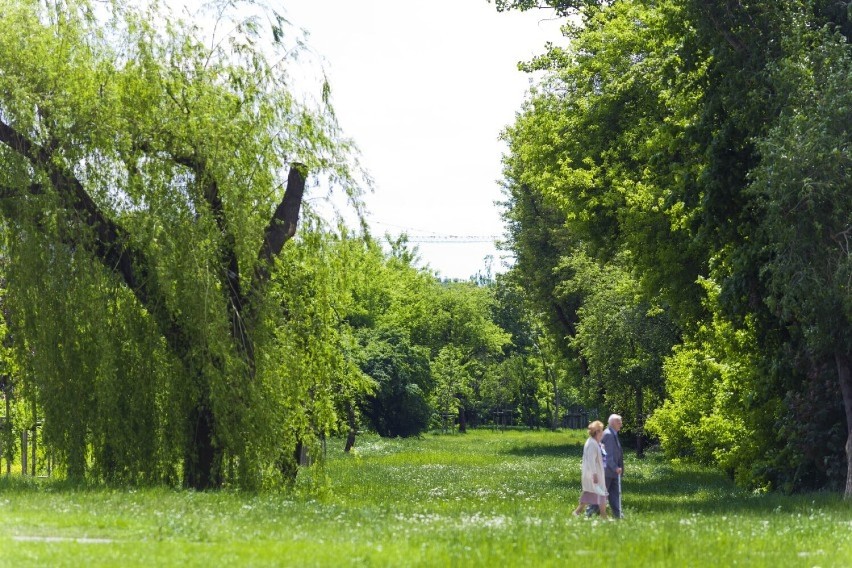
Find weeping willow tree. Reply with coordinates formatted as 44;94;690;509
0;0;365;488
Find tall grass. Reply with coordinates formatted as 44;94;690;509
1;429;850;566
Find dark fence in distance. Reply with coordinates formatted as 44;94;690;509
481;406;595;430
562;407;594;430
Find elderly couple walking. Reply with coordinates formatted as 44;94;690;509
572;414;624;520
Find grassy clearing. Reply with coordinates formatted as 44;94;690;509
1;429;850;566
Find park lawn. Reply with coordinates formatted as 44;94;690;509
1;429;850;567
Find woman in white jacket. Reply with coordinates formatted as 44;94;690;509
572;420;608;519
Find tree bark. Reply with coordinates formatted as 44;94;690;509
255;166;307;287
344;401;357;453
836;352;852;498
183;389;222;490
457;403;467;433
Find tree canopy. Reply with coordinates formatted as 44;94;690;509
497;0;852;495
0;0;363;488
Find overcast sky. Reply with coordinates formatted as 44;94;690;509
279;1;564;279
174;1;565;278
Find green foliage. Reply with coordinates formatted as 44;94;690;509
412;281;511;360
430;345;471;417
646;279;781;487
570;252;678;442
746;23;852;492
357;329;432;438
0;0;364;487
498;0;704;433
314;233;433;439
500;353;544;427
502;0;708;320
749;25;852;359
2;226;182;483
497;0;852;493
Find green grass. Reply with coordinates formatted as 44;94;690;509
1;429;850;566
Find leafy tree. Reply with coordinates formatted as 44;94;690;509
502;0;709;321
333;235;436;438
501;354;546;428
496;0;851;493
531;323;578;429
0;0;361;488
645;279;781;487
748;26;852;495
497;2;705;437
565;251;677;455
430;345;472;431
486;273;574;429
491;273;536;356
418;281;510;431
357;329;432;438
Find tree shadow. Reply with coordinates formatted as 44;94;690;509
615;460;847;515
501;442;584;459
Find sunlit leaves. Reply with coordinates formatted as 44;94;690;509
0;0;364;487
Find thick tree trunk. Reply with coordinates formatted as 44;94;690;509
836;352;852;498
184;394;222;490
458;404;467;434
344;401;357;453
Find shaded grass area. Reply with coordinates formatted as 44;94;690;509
1;429;850;566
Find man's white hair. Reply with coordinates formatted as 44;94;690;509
608;414;622;426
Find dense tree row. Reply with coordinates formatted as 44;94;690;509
495;0;851;495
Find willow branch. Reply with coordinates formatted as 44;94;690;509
0;119;194;364
252;164;306;290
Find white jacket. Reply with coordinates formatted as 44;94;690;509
581;436;607;495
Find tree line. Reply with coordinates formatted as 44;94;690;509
493;0;851;496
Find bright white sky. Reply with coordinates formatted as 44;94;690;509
171;0;565;279
280;1;565;279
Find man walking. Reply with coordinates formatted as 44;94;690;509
587;414;624;518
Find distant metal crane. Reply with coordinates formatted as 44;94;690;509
404;235;498;244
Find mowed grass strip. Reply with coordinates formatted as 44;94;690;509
1;429;850;566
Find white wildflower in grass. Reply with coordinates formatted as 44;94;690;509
458;512;509;529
